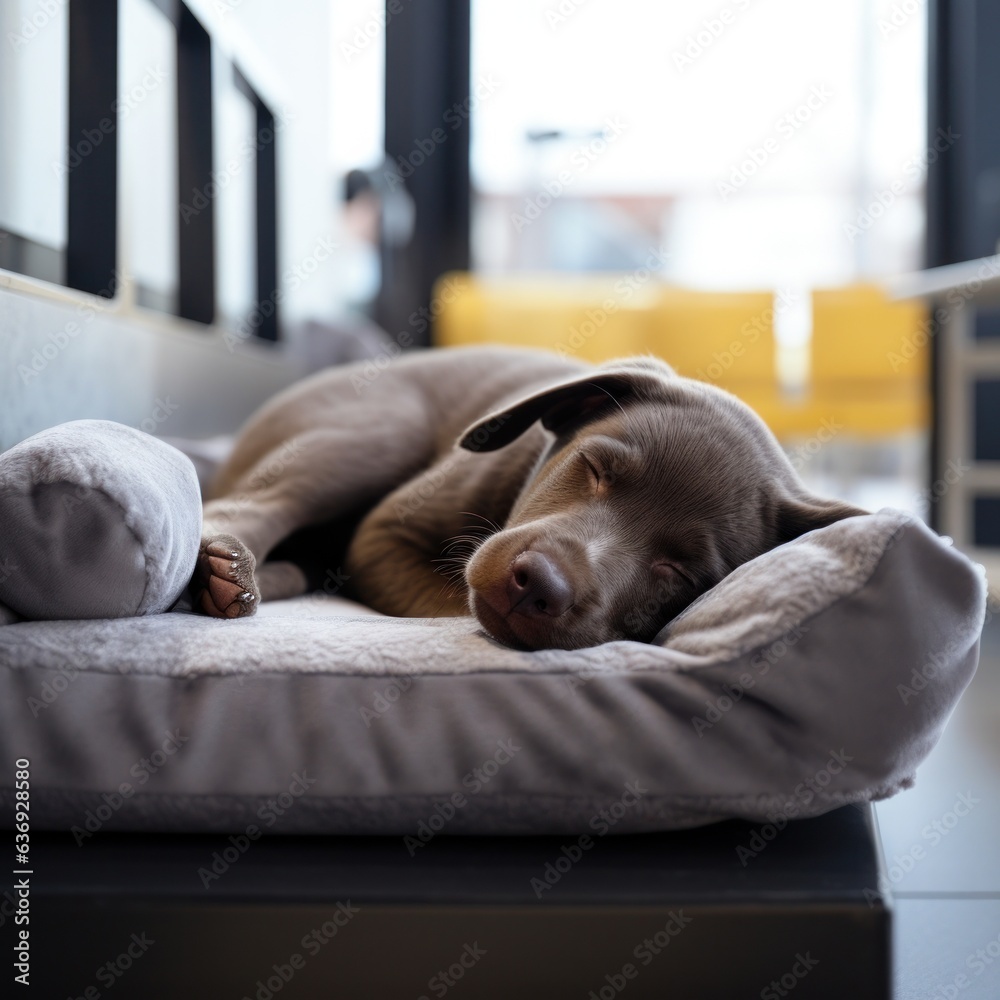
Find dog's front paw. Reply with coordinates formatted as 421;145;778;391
193;533;259;619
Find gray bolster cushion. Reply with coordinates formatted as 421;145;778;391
0;420;202;621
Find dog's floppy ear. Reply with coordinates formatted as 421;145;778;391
458;371;638;451
459;363;670;452
776;495;868;544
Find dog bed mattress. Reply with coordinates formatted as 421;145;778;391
0;509;984;835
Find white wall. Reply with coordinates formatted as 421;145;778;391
188;0;349;329
0;0;68;250
2;0;348;448
0;272;300;451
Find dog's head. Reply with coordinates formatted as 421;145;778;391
459;357;865;651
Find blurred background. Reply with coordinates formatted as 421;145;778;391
7;0;996;579
0;2;997;597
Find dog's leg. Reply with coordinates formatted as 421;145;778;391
192;531;260;619
195;482;309;618
346;462;482;618
195;423;434;618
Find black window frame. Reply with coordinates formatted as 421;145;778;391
0;0;280;343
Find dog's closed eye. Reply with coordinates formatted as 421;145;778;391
577;438;635;493
578;452;608;493
651;559;693;590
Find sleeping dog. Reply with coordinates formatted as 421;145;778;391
194;346;865;649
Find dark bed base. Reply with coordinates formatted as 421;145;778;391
4;806;890;999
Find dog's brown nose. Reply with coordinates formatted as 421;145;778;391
507;551;574;618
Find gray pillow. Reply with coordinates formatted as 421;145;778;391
0;509;985;836
0;420;202;621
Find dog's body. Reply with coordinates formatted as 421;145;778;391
195;346;864;649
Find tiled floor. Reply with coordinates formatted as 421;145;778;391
876;611;1000;998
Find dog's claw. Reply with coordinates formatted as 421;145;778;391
193;533;259;619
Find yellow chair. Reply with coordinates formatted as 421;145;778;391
434;272;656;362
804;285;929;438
643;288;782;429
434;274;794;434
431;273;929;441
644;288;776;382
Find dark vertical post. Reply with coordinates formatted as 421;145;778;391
925;0;951;531
66;0;118;297
925;0;951;271
926;0;1000;537
176;6;215;325
381;0;470;346
926;0;1000;266
255;101;279;341
234;64;280;342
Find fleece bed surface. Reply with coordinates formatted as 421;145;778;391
0;509;985;836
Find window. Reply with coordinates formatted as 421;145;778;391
0;0;69;284
471;0;926;289
0;0;280;341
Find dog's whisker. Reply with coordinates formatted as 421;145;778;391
445;524;487;541
459;511;502;534
439;546;476;561
431;557;468;582
456;524;494;538
427;581;464;617
431;553;473;579
440;533;489;554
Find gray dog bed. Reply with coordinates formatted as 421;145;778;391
0;421;987;836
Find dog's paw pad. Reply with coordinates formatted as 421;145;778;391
193;533;259;619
